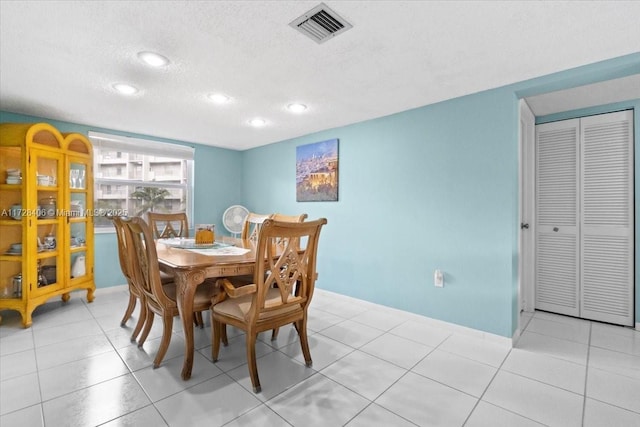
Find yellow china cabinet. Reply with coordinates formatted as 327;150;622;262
0;123;95;327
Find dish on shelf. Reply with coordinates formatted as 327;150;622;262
5;177;21;184
4;247;45;255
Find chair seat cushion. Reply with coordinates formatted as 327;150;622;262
162;281;219;309
213;288;302;322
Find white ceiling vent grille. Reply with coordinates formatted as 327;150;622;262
290;3;353;44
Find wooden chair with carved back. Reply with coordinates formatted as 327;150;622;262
146;211;206;327
110;216;147;342
121;216;220;368
211;218;327;393
147;212;189;239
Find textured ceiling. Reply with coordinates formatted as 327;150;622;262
1;1;639;150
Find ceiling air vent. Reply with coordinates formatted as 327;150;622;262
290;3;353;44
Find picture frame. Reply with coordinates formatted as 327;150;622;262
296;138;339;202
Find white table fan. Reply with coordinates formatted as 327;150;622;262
222;205;249;237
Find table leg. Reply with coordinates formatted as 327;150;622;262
174;269;205;380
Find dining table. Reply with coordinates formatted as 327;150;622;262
155;236;258;380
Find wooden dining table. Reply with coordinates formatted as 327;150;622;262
155;236;258;380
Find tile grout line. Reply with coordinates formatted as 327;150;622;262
460;345;513;427
581;321;593;427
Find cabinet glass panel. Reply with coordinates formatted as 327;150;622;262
70;163;87;190
70;193;87;218
0;261;22;299
38;258;58;289
70;251;87;280
37;156;58;189
70;222;87;250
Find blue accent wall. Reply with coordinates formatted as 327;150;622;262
0;111;243;288
2;52;639;336
243;88;519;337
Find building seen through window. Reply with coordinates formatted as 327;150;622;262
89;132;194;231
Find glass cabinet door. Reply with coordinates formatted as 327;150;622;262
68;159;91;283
0;144;24;300
31;149;64;296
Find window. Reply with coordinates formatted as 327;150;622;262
89;131;195;232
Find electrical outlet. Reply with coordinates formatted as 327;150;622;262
434;269;444;287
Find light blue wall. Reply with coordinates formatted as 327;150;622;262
0;111;243;288
241;53;640;337
243;89;519;338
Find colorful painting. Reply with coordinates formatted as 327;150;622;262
296;139;339;202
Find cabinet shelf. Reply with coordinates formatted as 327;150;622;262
0;122;95;327
37;250;58;259
0;184;22;191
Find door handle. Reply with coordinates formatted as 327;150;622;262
520;223;529;230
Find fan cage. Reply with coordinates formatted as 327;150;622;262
223;205;249;235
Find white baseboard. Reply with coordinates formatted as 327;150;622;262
315;288;513;347
636;322;640;331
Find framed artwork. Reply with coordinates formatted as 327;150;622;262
296;138;339;202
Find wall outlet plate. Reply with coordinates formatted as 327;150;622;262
434;269;444;287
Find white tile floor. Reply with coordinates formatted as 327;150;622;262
1;286;639;427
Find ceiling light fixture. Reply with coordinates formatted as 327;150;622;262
249;118;267;127
137;51;170;67
287;103;308;113
112;83;139;95
208;93;231;104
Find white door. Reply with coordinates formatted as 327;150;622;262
519;100;535;314
535;119;580;317
580;111;634;326
535;111;634;326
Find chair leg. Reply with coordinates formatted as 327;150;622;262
270;327;279;341
130;297;147;342
120;293;136;326
137;308;154;348
153;314;174;368
211;317;221;362
246;332;261;393
195;311;204;328
222;324;228;346
297;318;312;367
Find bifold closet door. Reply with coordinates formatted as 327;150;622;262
535;119;580;317
535;111;634;326
580;111;634;326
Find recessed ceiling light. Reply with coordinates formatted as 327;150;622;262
137;51;170;67
208;93;231;104
249;118;267;127
112;83;139;95
287;103;307;113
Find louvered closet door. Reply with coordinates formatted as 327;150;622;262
580;111;634;326
535;119;580;317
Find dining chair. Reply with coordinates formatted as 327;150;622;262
110;216;147;342
211;217;327;393
271;213;308;223
265;213;307;340
147;212;189;239
240;212;272;241
120;216;220;368
147;211;205;327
